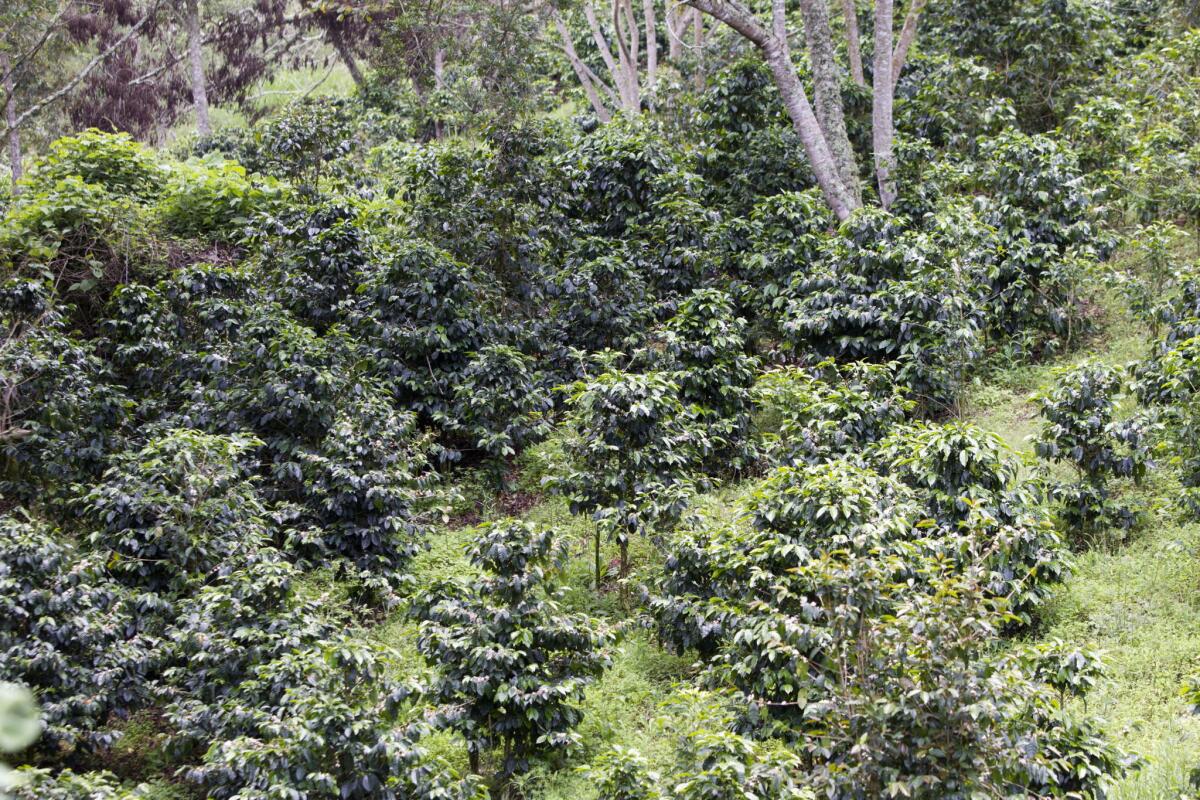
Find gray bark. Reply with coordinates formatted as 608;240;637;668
666;0;683;61
686;0;858;219
1;53;20;190
185;0;211;136
327;24;364;87
872;0;897;208
643;0;658;91
840;0;864;86
891;0;926;87
797;0;860;204
554;13;614;122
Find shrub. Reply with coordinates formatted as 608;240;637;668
260;201;373;331
24;130;163;200
82;429;267;592
568;120;679;236
550;242;655;355
443;343;553;462
411;521;614;784
0;176;151;300
156;156;283;241
657;288;758;473
560;368;709;584
0;518;161;755
174;637;484;800
780;208;984;408
584;746;662;800
354;239;502;438
752;361;913;466
975;129;1102;354
1034;362;1154;540
1;318;133;507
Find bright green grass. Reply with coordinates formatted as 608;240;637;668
1039;516;1200;798
968;276;1200;798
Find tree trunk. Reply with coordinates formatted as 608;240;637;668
872;0;897;208
612;0;640;112
433;47;446;139
840;0;865;86
643;0;658;93
594;529;602;590
1;53;20;191
619;538;629;578
692;10;704;90
687;0;858;219
554;13;614;122
184;0;211;137
797;0;860;204
327;24;364;87
667;0;683;61
891;0;927;87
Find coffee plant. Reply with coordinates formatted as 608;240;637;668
1034;362;1155;540
411;521;614;786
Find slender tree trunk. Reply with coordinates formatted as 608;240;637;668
613;0;640;111
797;0;860;204
554;13;613;122
840;0;865;86
891;0;926;87
594;529;602;589
619;537;629;577
687;0;858;219
184;0;211;136
692;10;704;90
643;0;658;93
433;47;446;139
872;0;897;208
327;24;364;87
1;53;20;191
667;0;683;60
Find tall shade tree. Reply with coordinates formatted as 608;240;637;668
684;0;928;218
0;0;165;188
552;0;706;122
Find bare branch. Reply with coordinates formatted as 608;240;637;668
891;0;926;87
1;0;166;139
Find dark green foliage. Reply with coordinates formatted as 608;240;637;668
780;208;983;407
260;201;372;330
567;120;680;236
444;344;553;461
0;518;159;755
974;130;1102;354
692;58;814;213
657;288;758;473
411;521;613;783
82;429;266;592
550;242;655;355
175;638;484;800
752;361;914;466
560;368;709;582
353;239;501;438
1;315;132;506
874;421;1067;624
1035;362;1154;539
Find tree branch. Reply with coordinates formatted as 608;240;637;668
891;0;926;87
1;0;165;138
